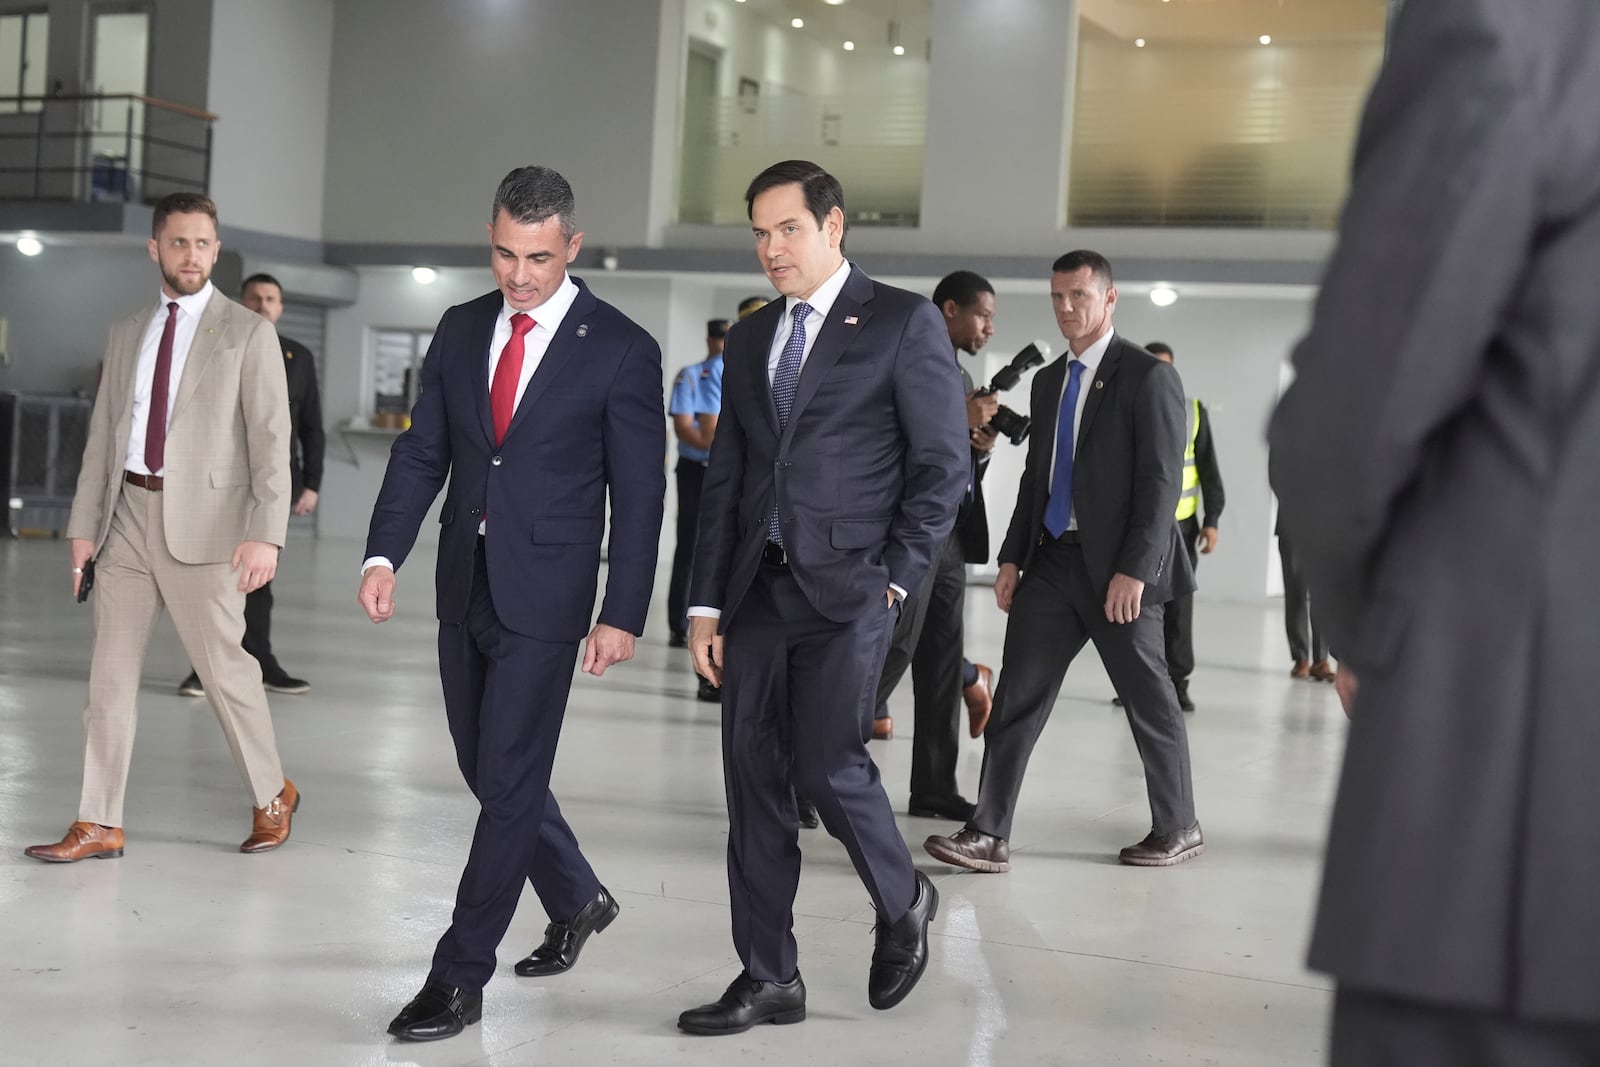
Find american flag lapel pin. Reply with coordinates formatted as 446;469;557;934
844;316;859;325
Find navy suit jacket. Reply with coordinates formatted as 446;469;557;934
998;334;1194;604
365;281;666;643
690;264;969;626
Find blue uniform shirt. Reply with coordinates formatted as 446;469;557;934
669;354;723;462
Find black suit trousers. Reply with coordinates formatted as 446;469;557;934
722;562;915;982
667;460;706;637
429;543;601;991
1331;987;1600;1066
1277;531;1328;663
874;530;966;798
1163;516;1202;684
974;538;1197;839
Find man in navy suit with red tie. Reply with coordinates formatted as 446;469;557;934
678;160;969;1034
358;166;665;1042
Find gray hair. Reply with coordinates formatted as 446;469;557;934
491;166;577;241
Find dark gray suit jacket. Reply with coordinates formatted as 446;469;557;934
999;334;1193;604
691;264;969;626
1269;0;1600;1025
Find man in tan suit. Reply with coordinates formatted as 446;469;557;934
25;192;300;862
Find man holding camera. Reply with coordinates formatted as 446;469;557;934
925;250;1201;873
869;270;999;822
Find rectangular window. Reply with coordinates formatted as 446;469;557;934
370;328;432;427
0;10;49;115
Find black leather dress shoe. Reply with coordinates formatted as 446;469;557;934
869;870;938;1010
678;970;807;1035
514;887;619;976
387;980;482;1042
697;678;721;703
907;793;975;822
1118;822;1205;867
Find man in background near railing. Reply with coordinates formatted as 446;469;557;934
26;192;299;864
177;272;323;698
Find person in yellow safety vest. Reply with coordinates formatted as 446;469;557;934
1114;341;1224;712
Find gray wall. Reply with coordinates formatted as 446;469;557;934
205;0;333;239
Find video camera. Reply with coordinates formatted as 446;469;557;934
973;341;1052;445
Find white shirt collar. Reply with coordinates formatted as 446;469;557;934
498;273;580;334
1070;323;1116;372
156;280;215;320
783;258;852;323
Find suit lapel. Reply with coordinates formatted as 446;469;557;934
170;294;227;426
781;265;874;448
1076;335;1124;441
1032;357;1066;497
501;282;599;444
740;300;783;437
468;299;498;446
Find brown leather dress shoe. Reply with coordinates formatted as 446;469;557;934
963;664;994;738
240;779;299;853
1290;660;1312;679
872;716;894;741
923;826;1010;873
1308;660;1336;683
1118;822;1205;867
25;822;125;863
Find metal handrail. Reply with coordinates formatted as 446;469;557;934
0;93;216;202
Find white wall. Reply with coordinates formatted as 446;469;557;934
0;245;157;394
205;0;334;240
320;0;670;247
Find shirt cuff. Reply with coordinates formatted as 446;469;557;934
889;583;907;601
686;606;721;619
361;556;394;574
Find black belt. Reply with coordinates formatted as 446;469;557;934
1040;528;1081;545
762;541;789;567
125;471;164;491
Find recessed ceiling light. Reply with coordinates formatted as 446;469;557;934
1150;286;1179;307
843;40;855;51
822;0;846;5
892;44;905;55
1135;38;1146;47
1259;34;1272;45
411;266;438;285
791;17;804;28
16;235;43;257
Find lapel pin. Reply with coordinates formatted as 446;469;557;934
576;324;589;337
843;316;859;325
1094;380;1104;389
284;350;294;359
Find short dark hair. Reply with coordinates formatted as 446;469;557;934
737;295;769;320
492;166;577;241
1145;341;1174;360
932;270;994;311
745;159;847;251
1051;249;1115;288
241;273;283;298
707;318;729;339
152;192;217;237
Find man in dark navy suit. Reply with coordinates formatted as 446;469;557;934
677;160;969;1035
358;166;665;1042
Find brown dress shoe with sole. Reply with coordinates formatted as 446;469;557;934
872;716;894;741
1308;660;1336;683
25;822;125;863
923;826;1010;873
1290;660;1312;679
240;779;299;853
1118;823;1205;867
963;664;994;738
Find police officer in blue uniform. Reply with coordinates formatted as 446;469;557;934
666;319;728;659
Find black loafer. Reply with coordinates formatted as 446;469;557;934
868;870;938;1010
387;980;482;1042
907;793;975;822
514;887;619;976
678;970;807;1035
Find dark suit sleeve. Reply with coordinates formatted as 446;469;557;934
363;315;454;569
1267;0;1538;663
295;345;325;493
997;369;1050;568
1194;402;1223;528
689;350;749;612
596;331;668;636
885;301;970;594
1117;360;1185;584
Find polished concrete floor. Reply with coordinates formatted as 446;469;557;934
0;533;1347;1066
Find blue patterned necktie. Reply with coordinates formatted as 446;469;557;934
768;301;813;546
1043;358;1088;538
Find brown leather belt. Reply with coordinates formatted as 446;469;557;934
124;471;164;491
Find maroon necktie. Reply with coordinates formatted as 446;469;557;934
144;301;179;474
490;312;535;445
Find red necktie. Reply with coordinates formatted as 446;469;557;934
144;301;179;474
490;312;535;445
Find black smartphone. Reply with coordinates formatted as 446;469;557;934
76;558;96;603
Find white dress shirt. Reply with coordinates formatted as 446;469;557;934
361;275;581;574
1048;325;1115;532
125;282;216;476
689;260;904;619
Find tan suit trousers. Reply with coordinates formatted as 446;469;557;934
80;482;285;825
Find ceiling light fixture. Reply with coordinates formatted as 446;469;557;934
15;235;43;257
791;17;804;28
411;266;438;285
1150;286;1179;307
1259;34;1272;45
1135;38;1146;47
843;40;855;51
893;44;905;55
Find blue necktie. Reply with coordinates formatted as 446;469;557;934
768;301;812;546
1043;359;1087;538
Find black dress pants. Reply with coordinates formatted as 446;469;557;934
667;459;707;638
1162;515;1202;685
1331;987;1600;1066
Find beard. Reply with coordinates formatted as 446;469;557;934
161;263;210;296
